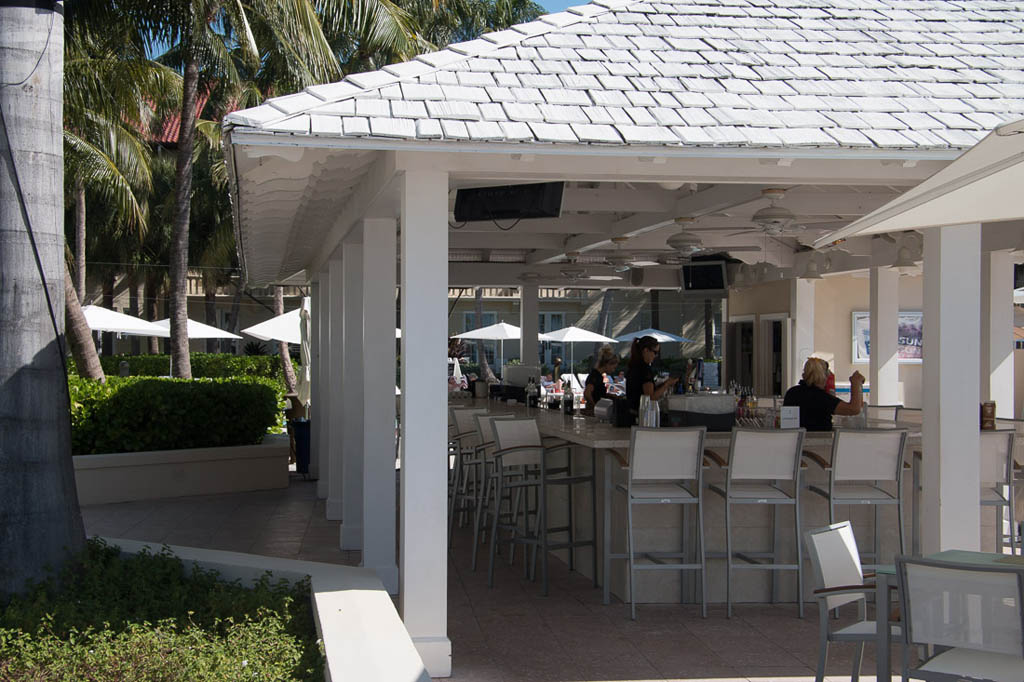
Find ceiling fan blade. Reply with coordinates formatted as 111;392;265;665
699;245;761;252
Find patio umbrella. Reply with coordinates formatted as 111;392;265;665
154;318;242;339
242;308;302;344
296;298;312;408
81;305;167;336
614;328;694;343
543;326;616;374
454;322;524;371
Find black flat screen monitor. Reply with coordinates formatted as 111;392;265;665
454;182;564;222
680;261;727;295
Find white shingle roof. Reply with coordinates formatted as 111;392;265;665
225;0;1024;150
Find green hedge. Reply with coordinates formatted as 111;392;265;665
94;353;295;381
69;376;286;455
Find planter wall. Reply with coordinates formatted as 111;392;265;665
74;435;289;505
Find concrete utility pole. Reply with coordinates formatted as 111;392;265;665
0;1;86;598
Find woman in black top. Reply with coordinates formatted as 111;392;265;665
584;345;618;413
625;335;678;414
783;357;864;431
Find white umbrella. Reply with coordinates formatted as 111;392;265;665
454;322;552;370
543;326;617;373
81;305;167;336
242;308;302;344
154;318;242;339
296;298;312;408
615;328;695;343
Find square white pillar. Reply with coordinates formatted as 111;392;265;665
400;169;451;677
519;284;539;367
326;256;345;519
317;266;334;500
869;267;900;405
790;279;815;386
341;238;364;550
309;279;321;481
361;217;398;593
922;223;981;553
981;250;1015;418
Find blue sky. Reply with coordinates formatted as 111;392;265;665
540;0;577;13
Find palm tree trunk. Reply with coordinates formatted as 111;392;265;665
65;269;104;381
128;272;140;355
222;280;242;353
101;273;114;355
168;57;199;378
0;2;86;598
475;288;496;382
592;289;613;361
704;298;714;359
145;273;160;354
74;179;86;301
203;283;217;353
275;286;297;393
649;289;660;330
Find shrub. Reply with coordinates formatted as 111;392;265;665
69;375;285;455
0;539;323;681
94;353;295;381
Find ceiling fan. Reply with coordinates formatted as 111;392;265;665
663;219;763;261
601;237;661;272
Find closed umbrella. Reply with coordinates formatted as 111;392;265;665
543;326;617;375
614;328;694;343
81;305;167;336
296;298;312;408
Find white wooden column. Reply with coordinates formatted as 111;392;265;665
362;217;398;592
309;279;321;481
790;279;815;386
981;250;1015;418
400;169;451;677
869;267;900;405
340;236;364;549
326;256;345;518
520;284;539;367
317;265;334;500
922;223;981;553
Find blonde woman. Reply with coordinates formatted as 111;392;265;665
583;345;618;413
782;357;864;431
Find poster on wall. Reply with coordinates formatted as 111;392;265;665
852;311;923;364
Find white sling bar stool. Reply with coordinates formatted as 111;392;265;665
806;428;908;571
709;427;806;619
447;407;488;543
619;426;708;620
981;429;1017;554
469;412;516;571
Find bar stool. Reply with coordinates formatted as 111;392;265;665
447;407;488;543
805;428;908;570
469;412;516;570
619;426;708;620
981;429;1017;554
490;418;596;595
709;427;806;618
864;404;902;422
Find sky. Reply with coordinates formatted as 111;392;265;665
540;0;577;13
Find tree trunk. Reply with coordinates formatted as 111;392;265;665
74;179;86;302
0;2;86;599
275;286;297;393
128;274;140;355
65;269;104;381
704;298;714;359
222;280;242;353
168;57;199;378
101;272;114;355
203;284;217;353
649;289;660;330
475;288;496;382
592;289;614;362
145;273;160;354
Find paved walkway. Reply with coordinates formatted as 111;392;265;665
83;479;896;681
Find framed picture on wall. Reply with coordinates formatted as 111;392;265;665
852;311;923;364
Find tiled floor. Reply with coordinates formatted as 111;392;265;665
83;478;901;681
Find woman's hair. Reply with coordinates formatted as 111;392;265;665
594;344;618;370
802;357;828;388
628;336;659;370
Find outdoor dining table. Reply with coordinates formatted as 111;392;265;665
872;549;1024;682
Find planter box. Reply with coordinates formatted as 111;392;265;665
74;435;289;505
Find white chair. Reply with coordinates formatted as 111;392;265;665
896;555;1024;681
489;418;596;595
894;406;921;425
864;404;901;422
804;522;904;682
806;429;908;570
981;430;1017;554
619;426;708;620
709;427;806;618
469;412;516;571
447;407;488;543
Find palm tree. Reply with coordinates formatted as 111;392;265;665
0;1;86;599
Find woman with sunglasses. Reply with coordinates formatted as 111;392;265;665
626;335;678;418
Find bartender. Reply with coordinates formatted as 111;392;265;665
626;336;678;414
783;357;864;431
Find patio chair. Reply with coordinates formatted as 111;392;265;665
981;429;1017;554
864;404;901;422
448;407;488;542
805;429;908;570
469;412;516;570
489;418;596;595
709;427;806;618
895;555;1024;681
804;522;905;682
894;406;921;425
619;426;708;620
